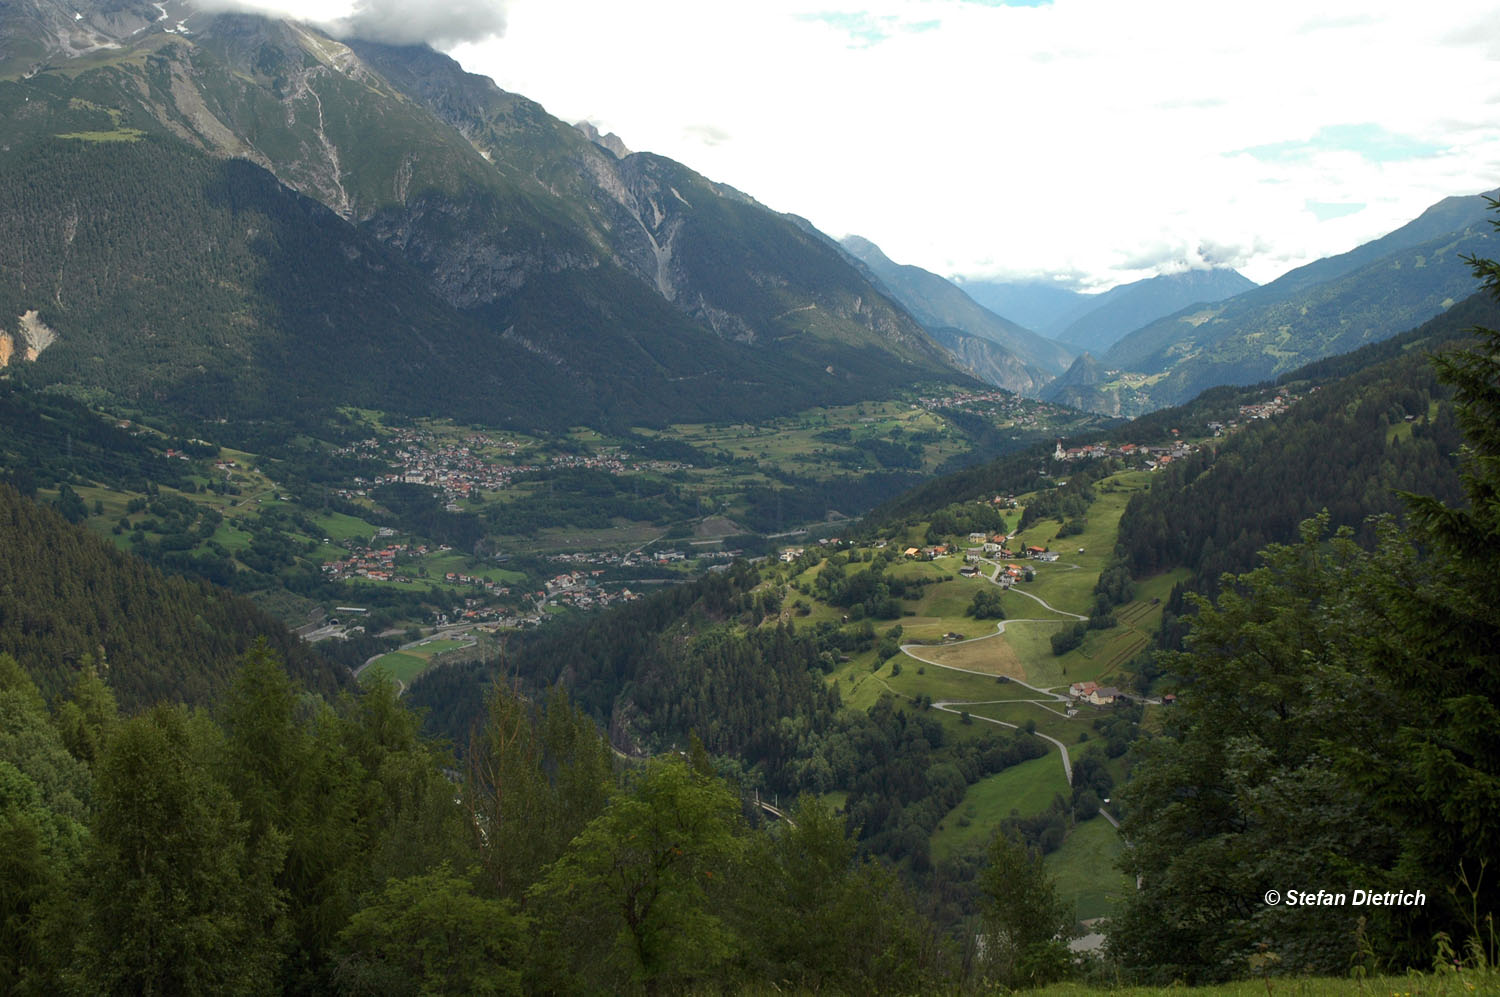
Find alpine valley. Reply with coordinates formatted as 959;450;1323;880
1;2;1499;995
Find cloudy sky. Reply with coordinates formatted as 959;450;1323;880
269;0;1500;291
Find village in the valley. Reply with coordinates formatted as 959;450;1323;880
329;427;690;510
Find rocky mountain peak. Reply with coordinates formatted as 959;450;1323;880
575;121;631;159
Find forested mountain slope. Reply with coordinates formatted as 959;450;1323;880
1111;260;1500;984
1054;268;1255;354
0;483;346;707
1048;190;1498;415
840;234;1073;393
1110;288;1500;599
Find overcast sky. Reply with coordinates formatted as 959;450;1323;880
264;0;1500;291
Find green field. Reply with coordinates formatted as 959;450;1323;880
1045;815;1132;921
931;752;1070;862
361;638;471;686
413;550;528;584
643;400;970;479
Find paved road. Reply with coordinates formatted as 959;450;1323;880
899;639;1068;702
931;700;1074;784
900;556;1094;785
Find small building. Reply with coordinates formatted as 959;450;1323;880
1088;686;1123;707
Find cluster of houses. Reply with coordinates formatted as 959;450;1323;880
964;532;1060;563
538;570;641;612
1069;681;1125;707
1237;392;1297;421
1052;438;1198;469
442;572;511;597
914;389;1068;427
321;540;433;584
330;428;690;509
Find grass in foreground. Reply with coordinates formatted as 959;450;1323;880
1030;974;1500;997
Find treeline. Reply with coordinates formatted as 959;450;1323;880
0;643;999;993
1017;465;1107;532
799;697;1049;869
0;484;343;709
862;447;1051;528
738;468;925;533
1114;269;1500;982
0;385;192;497
481;467;699;536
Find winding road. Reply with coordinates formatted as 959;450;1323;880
897;553;1090;784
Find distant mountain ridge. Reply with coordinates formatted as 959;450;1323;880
950;279;1089;335
1055;268;1256;354
839;235;1073;395
1043;190;1500;415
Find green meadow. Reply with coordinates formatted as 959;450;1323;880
361;638;471;686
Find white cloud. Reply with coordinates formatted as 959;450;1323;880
328;0;509;46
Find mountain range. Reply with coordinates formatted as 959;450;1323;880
839;235;1072;395
0;0;970;431
5;0;1491;432
1044;190;1499;415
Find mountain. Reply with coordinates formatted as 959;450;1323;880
949;279;1090;335
1045;190;1500;415
1054;268;1256;354
839;235;1073;394
1036;352;1131;416
948;268;1255;354
924;327;1054;397
0;1;962;431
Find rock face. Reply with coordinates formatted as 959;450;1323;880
927;328;1056;398
0;0;159;76
574;121;631;159
0;311;58;368
342;38;951;370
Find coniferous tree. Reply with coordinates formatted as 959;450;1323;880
71;706;284;996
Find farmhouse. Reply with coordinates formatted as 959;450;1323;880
1069;681;1098;699
1088;686;1123;706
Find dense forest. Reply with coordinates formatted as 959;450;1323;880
0;483;343;708
0;639;1094;993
